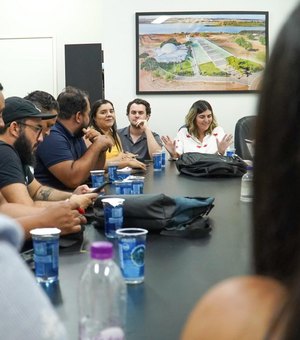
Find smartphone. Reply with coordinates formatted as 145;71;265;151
21;248;35;271
91;181;112;193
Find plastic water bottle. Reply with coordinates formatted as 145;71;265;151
226;144;236;157
161;148;166;168
78;241;127;340
240;165;253;202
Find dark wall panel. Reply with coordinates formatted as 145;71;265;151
65;43;104;104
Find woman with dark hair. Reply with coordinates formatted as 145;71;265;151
161;100;233;159
89;99;146;170
181;4;300;340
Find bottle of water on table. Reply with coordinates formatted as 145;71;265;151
79;241;127;340
240;165;253;202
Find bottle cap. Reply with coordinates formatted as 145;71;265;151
90;241;113;260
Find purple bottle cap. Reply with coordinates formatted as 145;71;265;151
90;241;113;260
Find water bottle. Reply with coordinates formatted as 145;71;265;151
226;144;236;157
78;241;127;340
161;147;166;168
240;165;253;202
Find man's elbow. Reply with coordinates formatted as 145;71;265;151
61;176;87;190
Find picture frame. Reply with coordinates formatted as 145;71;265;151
136;11;269;94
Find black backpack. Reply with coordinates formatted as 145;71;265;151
176;152;247;177
93;193;214;238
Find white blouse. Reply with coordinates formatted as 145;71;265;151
175;126;225;155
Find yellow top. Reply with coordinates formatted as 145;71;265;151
106;144;121;159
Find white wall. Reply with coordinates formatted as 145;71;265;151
100;0;298;137
0;0;298;138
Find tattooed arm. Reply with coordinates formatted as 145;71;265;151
29;178;97;209
0;180;56;207
26;178;70;205
0;178;95;209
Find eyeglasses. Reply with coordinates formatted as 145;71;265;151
18;122;43;138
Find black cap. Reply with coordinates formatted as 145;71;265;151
3;96;57;125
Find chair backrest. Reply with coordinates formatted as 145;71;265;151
234;116;256;160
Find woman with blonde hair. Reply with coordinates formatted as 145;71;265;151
162;100;233;159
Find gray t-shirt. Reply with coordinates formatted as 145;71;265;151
118;126;162;161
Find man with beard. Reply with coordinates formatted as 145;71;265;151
0;96;96;209
0;85;68;339
35;86;112;190
0;85;89;240
118;98;162;161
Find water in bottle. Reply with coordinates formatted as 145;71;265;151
79;241;127;340
240;165;253;202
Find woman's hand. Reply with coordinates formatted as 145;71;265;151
122;152;139;160
217;134;233;155
161;135;177;158
118;152;139;161
127;159;147;170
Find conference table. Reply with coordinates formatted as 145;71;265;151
50;161;252;339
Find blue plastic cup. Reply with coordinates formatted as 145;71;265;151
161;151;166;168
107;162;119;181
30;228;61;283
131;176;145;194
116;228;148;284
114;180;133;195
90;170;105;188
117;169;131;180
101;198;125;238
152;152;162;171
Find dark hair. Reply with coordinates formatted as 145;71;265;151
253;4;300;339
24;90;59;113
185;100;217;137
126;98;151;116
90;99;121;152
57;86;89;120
0;83;3;91
0;117;27;135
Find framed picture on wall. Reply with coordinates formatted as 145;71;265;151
136;11;268;94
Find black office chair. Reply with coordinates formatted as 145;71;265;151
234;116;256;160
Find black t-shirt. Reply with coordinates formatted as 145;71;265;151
0;141;34;189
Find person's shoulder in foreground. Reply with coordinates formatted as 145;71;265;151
181;275;287;340
0;214;67;339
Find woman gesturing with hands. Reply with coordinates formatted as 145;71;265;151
162;100;233;159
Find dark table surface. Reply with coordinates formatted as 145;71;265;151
51;161;252;340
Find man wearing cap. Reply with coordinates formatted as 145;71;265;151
34;86;113;191
0;96;96;208
118;98;162;161
0;85;89;239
